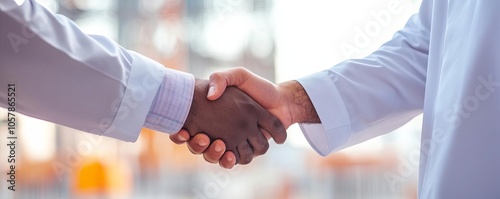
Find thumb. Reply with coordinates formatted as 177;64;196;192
207;67;252;100
207;72;229;100
208;67;276;103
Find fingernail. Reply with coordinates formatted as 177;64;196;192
198;138;207;146
215;145;223;152
227;156;233;162
177;134;188;141
207;85;215;97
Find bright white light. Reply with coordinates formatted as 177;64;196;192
286;124;312;149
14;0;24;6
153;21;180;58
250;29;273;59
19;115;56;162
204;14;252;61
74;0;113;10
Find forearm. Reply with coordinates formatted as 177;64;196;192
278;80;320;125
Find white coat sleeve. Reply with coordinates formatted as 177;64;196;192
0;0;188;142
296;1;432;156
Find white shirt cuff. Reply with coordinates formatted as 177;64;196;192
296;70;353;156
101;51;165;142
143;67;195;135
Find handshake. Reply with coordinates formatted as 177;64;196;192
169;67;319;169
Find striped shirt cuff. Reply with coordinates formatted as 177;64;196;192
143;68;195;134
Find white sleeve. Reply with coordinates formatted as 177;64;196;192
0;0;184;142
296;0;432;156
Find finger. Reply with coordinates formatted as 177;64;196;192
203;139;226;164
169;129;190;144
207;72;230;100
186;134;210;155
261;128;272;140
219;152;236;169
247;131;269;156
257;109;287;144
237;141;254;165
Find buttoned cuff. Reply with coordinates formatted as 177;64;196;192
144;67;195;134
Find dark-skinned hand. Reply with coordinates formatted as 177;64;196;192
182;79;287;165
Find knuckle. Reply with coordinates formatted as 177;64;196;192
237;144;253;165
255;143;269;155
238;66;250;73
234;66;246;73
209;72;221;80
251;137;269;155
238;120;250;130
238;156;252;165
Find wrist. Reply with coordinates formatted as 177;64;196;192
183;79;209;130
278;80;320;125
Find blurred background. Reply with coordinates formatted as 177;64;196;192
0;0;423;198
